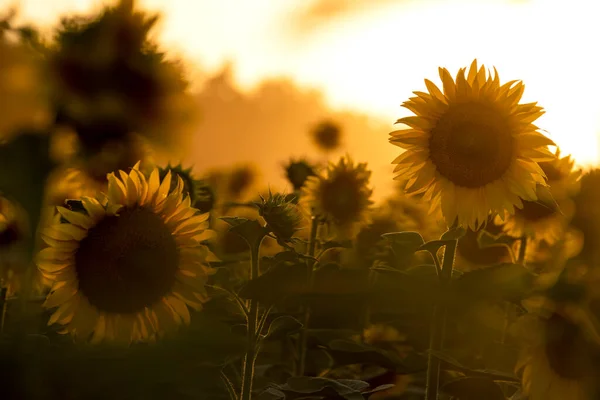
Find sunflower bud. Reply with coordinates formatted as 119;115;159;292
256;191;304;243
284;158;317;191
311;120;342;152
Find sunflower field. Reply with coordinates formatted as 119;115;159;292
1;1;599;400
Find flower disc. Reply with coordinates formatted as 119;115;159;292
38;163;217;344
390;59;555;229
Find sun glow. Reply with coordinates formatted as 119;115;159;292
7;0;600;170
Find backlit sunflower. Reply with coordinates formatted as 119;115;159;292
390;59;554;230
497;151;580;245
515;311;599;400
301;156;373;238
37;163;217;344
0;197;48;296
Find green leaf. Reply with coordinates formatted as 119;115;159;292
239;262;308;304
418;239;447;254
326;339;398;370
263;316;303;340
321;239;353;252
220;217;268;249
382;231;425;265
442;377;506;400
264;376;367;400
441;226;467;241
430;350;520;383
477;231;518;249
451;263;535;302
362;384;396;398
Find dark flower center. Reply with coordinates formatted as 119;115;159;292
74;207;178;314
320;173;363;224
544;314;590;379
429;102;515;188
313;121;341;151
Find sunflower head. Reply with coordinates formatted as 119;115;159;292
0;198;25;248
255;191;304;244
82;133;154;183
0;21;51;142
569;169;600;265
301;156;373;238
538;149;581;199
311;120;342;152
497;149;581;244
390;59;554;230
37;162;217;344
283;157;317;191
158;163;214;213
51;0;192;152
515;311;599;400
226;164;258;200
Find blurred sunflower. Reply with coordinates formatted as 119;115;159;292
283;157;317;192
311;120;342;152
0;23;51;142
49;0;196;154
515;310;599;400
390;59;554;230
0;197;48;296
347;194;440;269
37;163;216;344
256;191;304;245
158;163;215;214
226;164;258;201
498;151;580;244
571;169;600;265
302;156;373;238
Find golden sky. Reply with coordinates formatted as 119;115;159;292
4;0;600;197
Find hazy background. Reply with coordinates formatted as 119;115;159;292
4;0;599;200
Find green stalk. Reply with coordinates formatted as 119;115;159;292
296;216;319;376
239;238;264;400
517;236;528;265
501;236;528;345
425;239;457;400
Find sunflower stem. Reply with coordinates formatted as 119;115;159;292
517;236;528;265
425;238;457;400
0;287;7;334
239;236;264;400
296;216;320;376
360;267;378;342
221;370;238;400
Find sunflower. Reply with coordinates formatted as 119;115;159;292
515;310;599;400
571;169;600;266
37;163;217;344
283;157;317;192
497;151;580;245
301;156;373;238
0;197;48;296
0;24;51;142
158;163;215;214
390;59;554;230
311;120;343;152
50;0;196;154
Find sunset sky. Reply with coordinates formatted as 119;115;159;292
4;0;600;198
